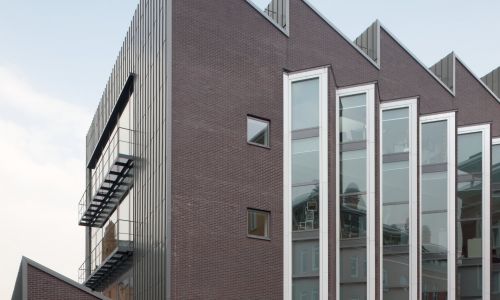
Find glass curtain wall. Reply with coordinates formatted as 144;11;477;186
338;92;369;300
290;78;321;300
421;120;451;299
381;107;411;299
492;143;500;298
457;132;484;299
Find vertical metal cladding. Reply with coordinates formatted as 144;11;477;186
84;0;169;299
265;0;288;29
429;53;455;92
482;66;500;99
354;21;379;65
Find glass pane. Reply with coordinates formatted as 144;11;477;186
422;258;447;299
292;240;319;277
458;132;482;176
422;212;448;251
247;117;269;146
493;271;500;298
457;220;482;259
340;94;366;144
292;79;319;131
292;185;319;231
383;253;409;300
340;150;367;194
422;172;448;212
340;195;367;239
339;246;367;300
422;121;448;165
292;138;319;185
247;210;269;237
382;161;409;205
383;204;409;246
382;108;409;154
292;278;319;300
457;181;483;220
457;266;482;299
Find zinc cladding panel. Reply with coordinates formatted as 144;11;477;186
84;0;169;299
430;53;454;91
355;21;378;63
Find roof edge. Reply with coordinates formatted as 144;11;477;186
21;257;109;300
353;20;381;68
455;55;500;103
300;0;380;70
429;52;456;94
245;0;289;36
378;22;455;97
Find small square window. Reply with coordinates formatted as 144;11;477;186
247;209;270;239
247;116;270;147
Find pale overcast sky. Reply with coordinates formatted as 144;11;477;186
1;0;499;298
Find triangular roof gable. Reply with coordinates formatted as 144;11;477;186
11;257;109;300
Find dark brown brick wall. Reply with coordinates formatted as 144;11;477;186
170;0;500;299
27;265;101;300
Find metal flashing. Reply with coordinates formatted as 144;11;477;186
354;20;381;67
300;0;380;70
378;23;455;96
429;52;456;94
481;66;500;102
482;66;500;96
246;0;289;36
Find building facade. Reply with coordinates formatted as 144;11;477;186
76;0;500;299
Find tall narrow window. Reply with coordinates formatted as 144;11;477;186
380;100;417;300
336;84;375;300
420;113;455;300
457;125;490;300
284;68;328;300
492;139;500;298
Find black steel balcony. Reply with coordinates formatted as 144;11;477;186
79;219;133;290
79;127;134;227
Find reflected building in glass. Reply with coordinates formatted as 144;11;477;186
71;0;500;299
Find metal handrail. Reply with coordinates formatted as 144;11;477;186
78;219;134;284
77;127;134;224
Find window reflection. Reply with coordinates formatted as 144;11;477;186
293;185;319;231
292;138;319;185
247;117;270;147
457;132;483;299
382;107;410;300
340;94;366;144
421;120;449;300
458;133;482;176
292;79;319;131
290;77;320;298
339;93;367;299
421;121;447;165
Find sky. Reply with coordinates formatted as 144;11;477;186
0;0;499;298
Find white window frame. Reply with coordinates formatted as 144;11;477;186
419;112;456;300
493;136;500;298
335;83;376;300
379;98;418;300
283;67;328;300
458;123;491;300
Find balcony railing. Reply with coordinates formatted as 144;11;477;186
79;219;133;290
78;127;134;227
